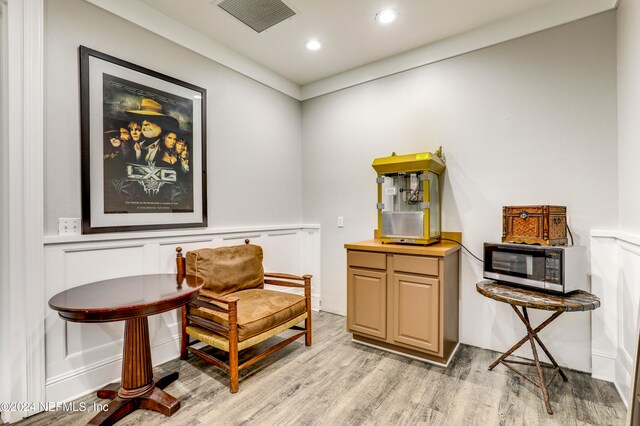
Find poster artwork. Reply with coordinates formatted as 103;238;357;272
102;73;194;214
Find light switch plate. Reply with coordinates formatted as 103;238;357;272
337;216;344;228
58;218;81;235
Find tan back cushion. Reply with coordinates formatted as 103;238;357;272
186;244;264;297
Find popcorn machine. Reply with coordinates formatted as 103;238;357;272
372;150;446;245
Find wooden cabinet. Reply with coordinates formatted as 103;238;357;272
345;239;460;365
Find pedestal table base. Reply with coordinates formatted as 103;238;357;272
87;317;180;425
88;371;180;425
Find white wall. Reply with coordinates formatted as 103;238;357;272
617;0;640;235
302;12;618;372
44;0;303;235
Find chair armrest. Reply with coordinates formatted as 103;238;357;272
198;295;239;305
264;272;309;281
190;298;235;314
264;273;312;289
186;296;240;338
190;295;239;316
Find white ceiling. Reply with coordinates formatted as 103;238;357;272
140;0;561;86
89;0;617;99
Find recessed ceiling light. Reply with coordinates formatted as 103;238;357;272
305;39;322;51
376;9;397;24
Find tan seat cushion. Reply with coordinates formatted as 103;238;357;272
190;288;306;342
186;244;264;298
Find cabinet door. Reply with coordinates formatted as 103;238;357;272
392;273;440;353
347;267;387;339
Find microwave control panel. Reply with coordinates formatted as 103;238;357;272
544;251;562;284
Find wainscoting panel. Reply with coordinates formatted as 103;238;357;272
591;230;640;406
45;244;145;384
43;225;320;403
618;241;640;404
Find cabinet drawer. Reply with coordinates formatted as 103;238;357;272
393;255;438;276
348;251;386;270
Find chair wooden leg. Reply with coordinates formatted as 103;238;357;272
229;355;239;393
180;305;188;360
304;275;312;346
228;300;239;393
305;315;312;346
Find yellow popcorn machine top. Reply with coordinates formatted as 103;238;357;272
372;150;446;245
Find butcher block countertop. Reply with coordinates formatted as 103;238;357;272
344;239;461;257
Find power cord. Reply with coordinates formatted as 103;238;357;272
440;238;483;263
566;224;574;246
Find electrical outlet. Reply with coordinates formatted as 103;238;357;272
58;218;81;235
337;216;344;228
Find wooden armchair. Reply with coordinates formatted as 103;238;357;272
176;240;312;393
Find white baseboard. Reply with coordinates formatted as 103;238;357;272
592;351;616;382
615;355;632;408
311;295;320;311
615;381;629;410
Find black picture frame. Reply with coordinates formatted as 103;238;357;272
79;46;207;234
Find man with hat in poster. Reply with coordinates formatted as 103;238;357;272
125;98;180;164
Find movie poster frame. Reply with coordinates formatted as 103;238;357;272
79;46;207;234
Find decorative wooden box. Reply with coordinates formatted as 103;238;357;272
502;205;568;246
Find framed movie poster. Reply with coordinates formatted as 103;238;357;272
79;46;207;234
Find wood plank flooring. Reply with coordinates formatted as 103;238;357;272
17;312;626;425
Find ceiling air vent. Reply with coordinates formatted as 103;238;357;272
217;0;296;33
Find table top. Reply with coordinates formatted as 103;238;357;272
49;274;203;323
476;280;600;312
344;239;460;257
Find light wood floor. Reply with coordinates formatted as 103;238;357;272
17;312;625;425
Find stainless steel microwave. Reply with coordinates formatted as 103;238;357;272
483;243;586;293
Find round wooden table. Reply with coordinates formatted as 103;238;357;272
476;280;600;415
49;273;203;425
